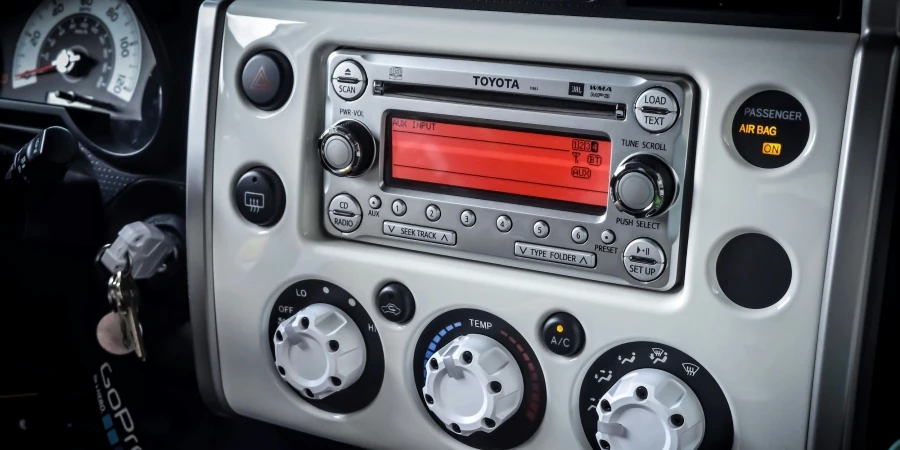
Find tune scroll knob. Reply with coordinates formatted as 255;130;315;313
423;334;525;436
273;303;366;400
609;154;678;218
318;119;376;177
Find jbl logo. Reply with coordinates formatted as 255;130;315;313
568;82;585;96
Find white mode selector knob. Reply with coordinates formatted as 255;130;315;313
273;303;366;400
423;334;524;436
595;369;705;450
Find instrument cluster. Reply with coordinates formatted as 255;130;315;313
0;0;178;170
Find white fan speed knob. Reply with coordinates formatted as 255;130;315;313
422;334;524;436
273;303;366;400
595;368;704;450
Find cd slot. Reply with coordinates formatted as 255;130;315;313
373;81;626;120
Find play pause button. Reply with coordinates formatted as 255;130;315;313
240;50;292;110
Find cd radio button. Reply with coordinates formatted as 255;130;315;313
383;221;457;245
514;242;596;268
533;221;550;238
634;87;678;133
571;227;589;244
331;60;366;101
329;212;360;233
328;193;362;233
460;210;476;227
329;193;362;216
623;238;666;282
391;199;407;216
496;215;513;233
425;204;441;222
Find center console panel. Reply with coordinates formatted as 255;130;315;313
187;1;862;449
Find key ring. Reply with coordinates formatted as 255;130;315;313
96;243;132;276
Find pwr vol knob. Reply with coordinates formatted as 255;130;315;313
319;119;376;177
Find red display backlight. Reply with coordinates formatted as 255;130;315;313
388;116;612;207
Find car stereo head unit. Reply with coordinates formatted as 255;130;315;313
319;50;694;290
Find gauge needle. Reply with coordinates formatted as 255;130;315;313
15;64;56;79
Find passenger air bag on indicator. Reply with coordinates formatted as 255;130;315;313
388;117;612;207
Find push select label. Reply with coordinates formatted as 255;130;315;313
732;90;809;169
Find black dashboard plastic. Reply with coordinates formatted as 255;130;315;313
323;0;861;32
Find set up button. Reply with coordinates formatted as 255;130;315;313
383;221;456;246
623;238;666;282
514;242;596;268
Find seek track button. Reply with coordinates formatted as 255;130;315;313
383;221;456;245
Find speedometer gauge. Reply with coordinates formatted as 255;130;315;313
3;0;167;165
12;0;143;107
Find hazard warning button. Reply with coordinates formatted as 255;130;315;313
240;51;292;110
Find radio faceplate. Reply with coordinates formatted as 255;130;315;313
322;51;694;290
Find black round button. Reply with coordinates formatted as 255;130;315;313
732;90;810;169
376;282;415;324
240;51;293;110
716;233;792;309
541;312;584;356
233;167;285;226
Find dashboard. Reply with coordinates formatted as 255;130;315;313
0;0;897;449
187;1;896;450
0;0;200;173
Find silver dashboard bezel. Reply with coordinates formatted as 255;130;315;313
322;50;695;290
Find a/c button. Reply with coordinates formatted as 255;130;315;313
542;312;585;357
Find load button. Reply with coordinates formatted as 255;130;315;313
634;87;679;133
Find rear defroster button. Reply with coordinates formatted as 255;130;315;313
623;238;666;282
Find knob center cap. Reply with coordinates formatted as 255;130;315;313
274;303;367;400
323;136;353;169
617;172;656;210
596;368;705;450
423;334;524;436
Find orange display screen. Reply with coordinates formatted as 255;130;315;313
387;116;612;208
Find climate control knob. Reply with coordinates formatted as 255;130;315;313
595;368;705;450
609;154;677;218
318;119;376;177
423;334;524;436
273;303;366;400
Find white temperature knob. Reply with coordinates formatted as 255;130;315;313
273;303;366;400
422;334;524;436
595;368;704;450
